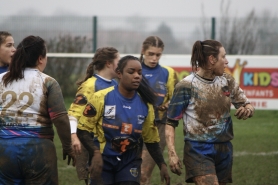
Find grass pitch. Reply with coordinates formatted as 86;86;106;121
55;98;278;185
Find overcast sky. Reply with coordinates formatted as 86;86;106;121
1;0;278;18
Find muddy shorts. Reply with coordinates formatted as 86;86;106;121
89;148;142;185
183;140;233;183
0;138;58;185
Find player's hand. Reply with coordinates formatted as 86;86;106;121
234;106;252;120
63;148;76;166
245;104;255;118
157;102;169;111
71;133;82;155
88;150;103;185
168;150;182;175
160;163;170;185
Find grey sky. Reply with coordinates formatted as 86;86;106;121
1;0;278;17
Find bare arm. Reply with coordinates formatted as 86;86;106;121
165;123;182;175
71;133;82;155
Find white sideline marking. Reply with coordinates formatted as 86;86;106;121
234;151;278;157
58;166;75;170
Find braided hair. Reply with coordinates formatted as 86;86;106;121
139;36;164;63
191;40;223;71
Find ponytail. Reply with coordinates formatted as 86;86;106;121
190;40;222;71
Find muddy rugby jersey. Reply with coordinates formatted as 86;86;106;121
0;68;67;139
167;73;250;143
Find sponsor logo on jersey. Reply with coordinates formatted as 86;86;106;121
123;105;131;109
111;136;137;153
221;86;230;97
103;123;119;130
156;81;166;90
130;168;138;177
104;105;116;119
145;74;153;77
121;123;132;134
73;94;87;105
137;115;145;125
83;103;97;117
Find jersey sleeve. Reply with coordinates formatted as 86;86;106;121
68;78;96;132
156;66;179;122
167;80;191;121
225;73;250;108
142;103;160;143
77;91;105;133
46;78;68;120
165;66;179;101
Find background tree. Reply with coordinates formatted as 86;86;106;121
201;0;278;55
218;1;258;55
256;11;278;54
45;35;91;97
152;22;186;54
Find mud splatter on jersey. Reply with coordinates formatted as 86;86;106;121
167;73;249;142
0;68;67;139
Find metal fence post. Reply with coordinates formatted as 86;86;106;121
93;16;97;53
211;17;215;40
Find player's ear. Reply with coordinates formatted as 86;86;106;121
106;61;111;68
208;55;216;65
116;69;122;79
141;48;145;56
37;55;44;65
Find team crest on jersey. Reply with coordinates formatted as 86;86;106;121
221;86;230;97
73;94;87;105
83;103;97;117
137;115;145;125
130;168;138;177
104;105;116;119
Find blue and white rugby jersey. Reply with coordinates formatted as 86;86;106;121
77;85;159;156
142;62;178;123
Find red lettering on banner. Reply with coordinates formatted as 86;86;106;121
250;101;267;108
262;101;267;107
